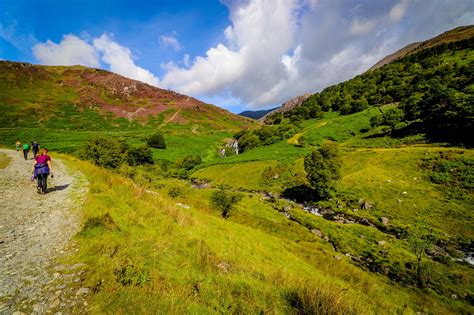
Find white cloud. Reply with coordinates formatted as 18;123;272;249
33;33;160;87
159;0;474;109
389;0;410;22
160;35;181;51
32;34;99;67
161;0;298;107
93;34;160;86
350;18;377;35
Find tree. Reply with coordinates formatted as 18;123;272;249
146;132;166;149
210;189;242;218
79;137;129;169
370;107;404;131
176;155;202;170
304;142;342;199
126;147;154;166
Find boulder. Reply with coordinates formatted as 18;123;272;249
217;261;231;273
310;229;323;238
380;217;389;226
378;240;386;246
361;202;374;210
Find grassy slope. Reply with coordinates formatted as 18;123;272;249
188;108;473;312
0;62;255;161
65;156;461;314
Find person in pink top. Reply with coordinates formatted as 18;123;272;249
31;148;53;194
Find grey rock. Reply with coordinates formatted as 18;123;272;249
75;288;90;296
361;202;374;210
310;229;323;238
380;217;389;226
217;262;231;273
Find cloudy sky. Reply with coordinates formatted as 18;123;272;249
1;0;473;112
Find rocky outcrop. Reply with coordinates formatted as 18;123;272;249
259;93;312;123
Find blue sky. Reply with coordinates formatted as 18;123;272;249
1;0;473;113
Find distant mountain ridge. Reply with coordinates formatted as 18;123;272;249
239;107;277;120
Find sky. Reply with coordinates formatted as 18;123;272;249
1;0;473;113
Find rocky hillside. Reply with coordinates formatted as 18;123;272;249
0;61;251;130
259;94;311;123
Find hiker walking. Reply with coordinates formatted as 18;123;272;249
32;148;53;194
22;142;30;160
15;139;21;151
32;141;40;158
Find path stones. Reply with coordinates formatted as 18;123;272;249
0;149;88;314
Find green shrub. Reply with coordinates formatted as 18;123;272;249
146;132;166;149
126;146;154;166
78;137;129;169
304;142;342;199
176;155;202;170
210;189;242;218
168;186;183;198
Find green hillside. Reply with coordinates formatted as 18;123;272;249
1;28;473;313
263;37;473;146
0;61;255;160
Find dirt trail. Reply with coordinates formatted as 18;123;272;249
0;149;88;313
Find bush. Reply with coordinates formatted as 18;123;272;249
146;132;166;149
126;147;154;166
304;142;342;199
176;155;202;170
210;189;242;218
79;137;129;169
168;187;183;198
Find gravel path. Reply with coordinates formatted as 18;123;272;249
0;149;89;314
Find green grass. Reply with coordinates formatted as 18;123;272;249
338;147;474;238
193;160;278;191
64;156;462;313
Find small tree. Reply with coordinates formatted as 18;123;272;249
146;132;166;149
408;227;435;288
304;142;342;199
126;147;154;166
177;155;202;170
210;189;242;218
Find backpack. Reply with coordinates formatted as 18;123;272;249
23;144;30;150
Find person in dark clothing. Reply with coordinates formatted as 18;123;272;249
32;141;40;158
32;148;53;194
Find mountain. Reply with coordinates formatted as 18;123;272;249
370;25;474;70
263;34;473;145
263;25;474;120
238;107;277;119
259;94;311;123
0;61;252;130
